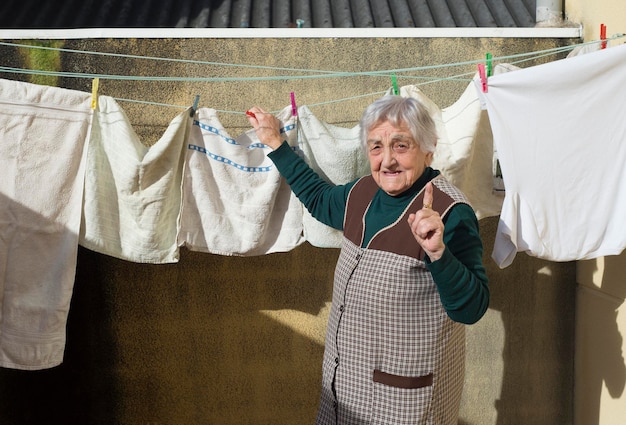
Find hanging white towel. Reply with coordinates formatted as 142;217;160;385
296;105;370;248
478;43;626;267
179;106;304;256
0;79;92;370
80;96;191;264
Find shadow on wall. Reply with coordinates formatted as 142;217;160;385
578;255;626;425
0;190;120;424
0;250;121;424
1;205;582;425
461;217;577;425
1;240;336;425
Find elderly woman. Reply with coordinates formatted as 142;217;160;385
247;96;489;425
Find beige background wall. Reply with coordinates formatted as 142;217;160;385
0;36;579;424
566;0;626;45
564;2;626;424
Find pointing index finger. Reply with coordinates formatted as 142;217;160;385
423;182;433;210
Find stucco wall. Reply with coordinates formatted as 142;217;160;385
0;36;579;424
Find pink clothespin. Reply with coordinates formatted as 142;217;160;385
478;63;488;93
290;92;298;117
600;24;607;49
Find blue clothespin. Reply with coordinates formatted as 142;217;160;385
190;95;200;117
290;92;298;117
391;74;399;95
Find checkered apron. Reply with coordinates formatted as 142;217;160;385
316;175;468;425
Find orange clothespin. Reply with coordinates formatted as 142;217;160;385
290;92;298;117
478;64;488;93
91;78;99;110
600;24;607;49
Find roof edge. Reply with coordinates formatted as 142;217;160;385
0;27;583;40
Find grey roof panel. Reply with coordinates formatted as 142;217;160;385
0;0;537;29
407;0;437;27
351;0;375;28
389;0;417;27
426;0;458;27
447;0;478;27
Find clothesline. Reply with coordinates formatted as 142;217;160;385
0;36;623;114
1;39;607;75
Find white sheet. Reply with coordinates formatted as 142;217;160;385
478;43;626;267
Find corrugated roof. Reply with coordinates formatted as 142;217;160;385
0;0;537;29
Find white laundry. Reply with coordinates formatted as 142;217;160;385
392;84;506;219
296;105;370;248
179;106;304;256
478;43;626;267
80;96;191;264
0;78;92;370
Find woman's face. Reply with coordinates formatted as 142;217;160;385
367;120;432;196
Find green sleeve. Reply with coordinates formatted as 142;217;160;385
267;142;355;230
427;203;490;324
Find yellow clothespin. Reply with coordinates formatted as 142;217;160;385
91;78;99;110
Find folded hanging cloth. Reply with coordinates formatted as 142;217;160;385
296;105;370;248
179;106;304;256
0;78;92;370
80;96;191;264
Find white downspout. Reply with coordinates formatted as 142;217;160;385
536;0;563;23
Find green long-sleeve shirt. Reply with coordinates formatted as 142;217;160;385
268;142;489;324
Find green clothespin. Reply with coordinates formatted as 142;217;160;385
391;74;399;95
486;53;493;77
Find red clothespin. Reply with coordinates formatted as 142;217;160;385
290;92;298;117
478;63;488;93
600;23;607;49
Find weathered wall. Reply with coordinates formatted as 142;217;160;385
0;36;578;424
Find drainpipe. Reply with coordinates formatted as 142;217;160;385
536;0;563;23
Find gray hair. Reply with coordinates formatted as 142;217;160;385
359;95;438;154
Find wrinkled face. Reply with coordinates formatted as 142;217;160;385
367;121;432;196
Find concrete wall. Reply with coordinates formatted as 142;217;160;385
0;36;579;424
